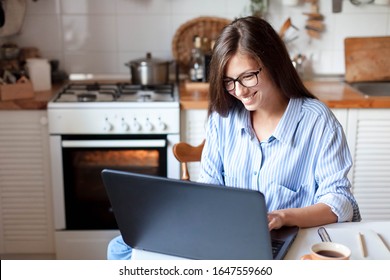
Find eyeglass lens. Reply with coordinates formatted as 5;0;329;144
224;69;261;92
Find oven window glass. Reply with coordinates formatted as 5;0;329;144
63;147;167;230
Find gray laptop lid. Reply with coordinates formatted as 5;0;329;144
102;169;298;260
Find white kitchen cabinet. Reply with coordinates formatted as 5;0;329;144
331;109;348;135
346;109;390;221
0;110;55;257
180;109;208;181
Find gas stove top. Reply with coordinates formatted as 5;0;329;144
48;80;180;134
51;83;176;103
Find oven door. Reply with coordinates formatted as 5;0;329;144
50;134;177;230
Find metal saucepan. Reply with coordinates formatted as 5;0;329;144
125;52;171;85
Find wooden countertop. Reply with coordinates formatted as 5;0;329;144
180;81;390;110
0;83;64;110
1;80;390;110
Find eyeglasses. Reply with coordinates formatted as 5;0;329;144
223;68;262;92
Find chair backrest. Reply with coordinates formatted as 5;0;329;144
173;140;205;180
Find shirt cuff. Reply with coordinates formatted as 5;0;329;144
319;194;354;222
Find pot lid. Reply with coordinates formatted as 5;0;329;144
130;52;168;66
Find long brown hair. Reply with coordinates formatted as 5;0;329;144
208;16;316;117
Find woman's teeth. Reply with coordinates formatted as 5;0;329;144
242;92;256;102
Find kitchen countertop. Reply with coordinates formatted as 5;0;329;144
180;80;390;110
0;83;64;110
1;80;390;110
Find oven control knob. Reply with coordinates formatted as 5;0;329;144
158;121;167;131
103;119;113;131
144;119;154;131
131;120;141;131
121;120;129;132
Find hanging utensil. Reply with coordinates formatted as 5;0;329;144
279;18;299;43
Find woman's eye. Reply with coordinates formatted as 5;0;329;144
242;74;253;81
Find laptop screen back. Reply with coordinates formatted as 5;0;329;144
102;169;290;260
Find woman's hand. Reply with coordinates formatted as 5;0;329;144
268;210;286;230
267;203;338;231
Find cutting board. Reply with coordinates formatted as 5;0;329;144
344;36;390;83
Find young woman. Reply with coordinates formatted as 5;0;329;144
199;16;360;231
107;16;360;260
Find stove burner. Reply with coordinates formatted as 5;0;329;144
86;83;100;91
53;82;176;103
77;92;97;102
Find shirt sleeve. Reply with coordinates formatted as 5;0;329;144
315;125;361;222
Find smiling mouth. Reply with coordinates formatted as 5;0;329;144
242;91;257;103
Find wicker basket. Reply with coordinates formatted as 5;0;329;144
172;16;231;73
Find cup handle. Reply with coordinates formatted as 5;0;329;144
300;254;313;260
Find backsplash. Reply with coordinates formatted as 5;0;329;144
1;0;389;76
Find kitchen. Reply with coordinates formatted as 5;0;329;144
0;0;390;260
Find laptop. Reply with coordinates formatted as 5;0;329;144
101;169;299;260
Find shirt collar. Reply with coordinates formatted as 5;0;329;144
273;98;303;144
239;109;254;137
236;98;304;142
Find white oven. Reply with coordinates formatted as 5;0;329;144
48;79;180;259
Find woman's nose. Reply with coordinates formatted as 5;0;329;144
234;81;246;96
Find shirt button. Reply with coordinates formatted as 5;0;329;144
254;171;258;175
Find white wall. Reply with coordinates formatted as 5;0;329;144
2;0;390;76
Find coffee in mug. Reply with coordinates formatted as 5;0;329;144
301;242;351;260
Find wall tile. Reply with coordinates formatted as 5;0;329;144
171;0;228;17
27;0;61;14
116;0;172;14
61;0;116;14
117;15;172;52
62;16;117;51
64;53;119;74
12;15;62;55
333;14;388;50
3;0;389;75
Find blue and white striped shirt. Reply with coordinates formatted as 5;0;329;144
198;97;361;222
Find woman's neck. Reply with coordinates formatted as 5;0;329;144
251;95;289;142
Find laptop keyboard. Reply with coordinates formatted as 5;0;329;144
271;239;285;258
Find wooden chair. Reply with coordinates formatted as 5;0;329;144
173;140;205;180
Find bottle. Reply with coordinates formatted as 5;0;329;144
189;35;205;82
203;39;215;82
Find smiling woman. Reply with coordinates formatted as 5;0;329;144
203;16;361;230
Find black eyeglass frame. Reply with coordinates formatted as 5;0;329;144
223;67;263;93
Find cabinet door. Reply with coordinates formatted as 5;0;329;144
347;109;390;221
0;111;54;255
181;109;208;181
331;109;348;134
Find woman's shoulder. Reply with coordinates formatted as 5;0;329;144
300;97;340;128
300;97;333;116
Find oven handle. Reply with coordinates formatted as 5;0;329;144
62;139;166;148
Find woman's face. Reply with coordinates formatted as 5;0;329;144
224;52;274;111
